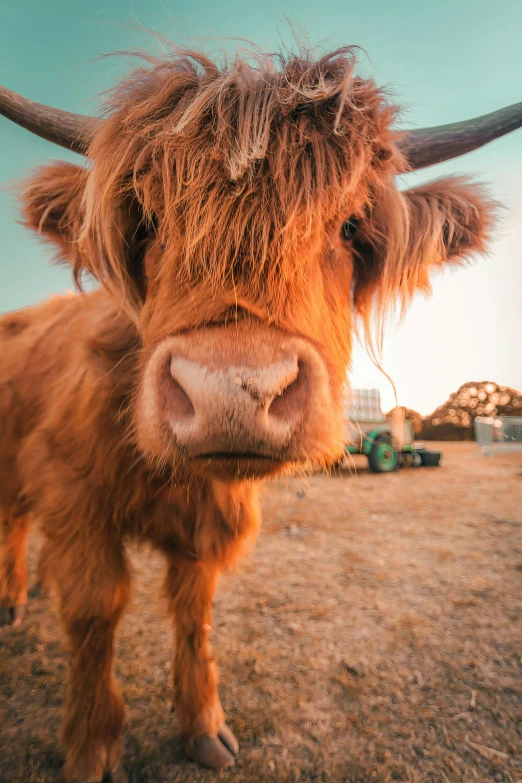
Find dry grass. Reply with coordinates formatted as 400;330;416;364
1;442;522;783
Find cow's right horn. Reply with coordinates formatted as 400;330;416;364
0;85;102;155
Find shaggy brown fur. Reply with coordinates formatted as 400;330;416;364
0;45;496;781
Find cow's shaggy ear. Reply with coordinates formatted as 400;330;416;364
352;177;497;321
21;163;150;308
401;177;496;271
20;162;88;276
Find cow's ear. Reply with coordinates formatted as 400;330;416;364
352;177;497;320
21;162;151;308
402;177;496;269
20;161;89;284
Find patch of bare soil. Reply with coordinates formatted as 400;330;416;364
1;443;521;783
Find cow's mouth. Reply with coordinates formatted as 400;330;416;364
195;451;275;461
190;451;284;479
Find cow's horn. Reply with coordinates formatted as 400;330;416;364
2;84;522;168
0;86;101;155
399;101;522;170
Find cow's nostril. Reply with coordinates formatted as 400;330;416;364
167;371;195;418
267;361;308;422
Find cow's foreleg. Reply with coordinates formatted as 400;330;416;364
51;543;130;783
166;558;238;770
0;512;29;626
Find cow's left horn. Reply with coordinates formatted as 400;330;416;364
399;101;522;170
0;86;102;155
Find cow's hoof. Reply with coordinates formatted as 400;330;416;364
0;604;26;627
103;762;128;783
184;724;239;769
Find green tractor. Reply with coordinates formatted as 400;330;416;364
340;389;440;474
345;421;419;473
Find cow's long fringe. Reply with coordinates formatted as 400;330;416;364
81;46;404;324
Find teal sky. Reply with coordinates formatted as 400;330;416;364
1;0;521;413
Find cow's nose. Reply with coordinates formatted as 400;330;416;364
165;351;308;455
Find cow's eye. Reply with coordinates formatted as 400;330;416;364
340;218;358;242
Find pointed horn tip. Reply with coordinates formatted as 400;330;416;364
0;85;102;154
399;101;522;170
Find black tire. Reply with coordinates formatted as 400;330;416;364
420;450;441;467
368;435;399;474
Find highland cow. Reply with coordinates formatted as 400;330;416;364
1;46;521;782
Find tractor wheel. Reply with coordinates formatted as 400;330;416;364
368;436;399;474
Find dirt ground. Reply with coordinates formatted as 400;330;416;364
1;442;521;783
